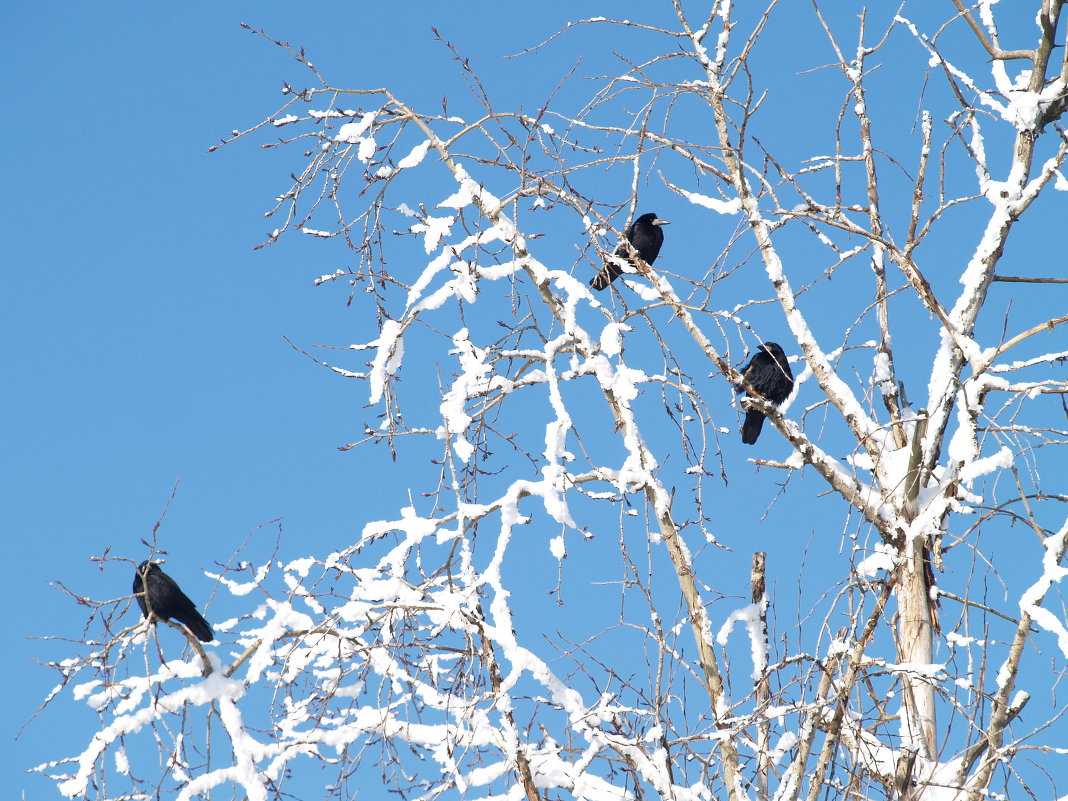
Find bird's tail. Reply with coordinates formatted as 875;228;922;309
180;612;214;642
741;409;765;445
590;261;621;291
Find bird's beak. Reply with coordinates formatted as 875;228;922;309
653;219;670;226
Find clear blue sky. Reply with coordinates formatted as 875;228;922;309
7;3;1065;797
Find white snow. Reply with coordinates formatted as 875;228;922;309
680;189;742;215
438;327;492;462
715;603;766;679
335;112;377;143
367;319;404;404
599;322;630;357
397;139;432;169
1019;522;1068;658
409;214;456;254
856;542;900;576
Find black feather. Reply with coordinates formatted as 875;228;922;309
591;212;669;290
737;342;794;445
133;561;214;642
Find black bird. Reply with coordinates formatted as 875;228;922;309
590;212;670;290
133;561;214;642
737;342;794;445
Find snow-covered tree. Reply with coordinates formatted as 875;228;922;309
37;3;1068;800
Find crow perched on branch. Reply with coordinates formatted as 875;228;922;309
737;342;794;445
133;561;214;642
590;212;669;290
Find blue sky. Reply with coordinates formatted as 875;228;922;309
7;3;1066;798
